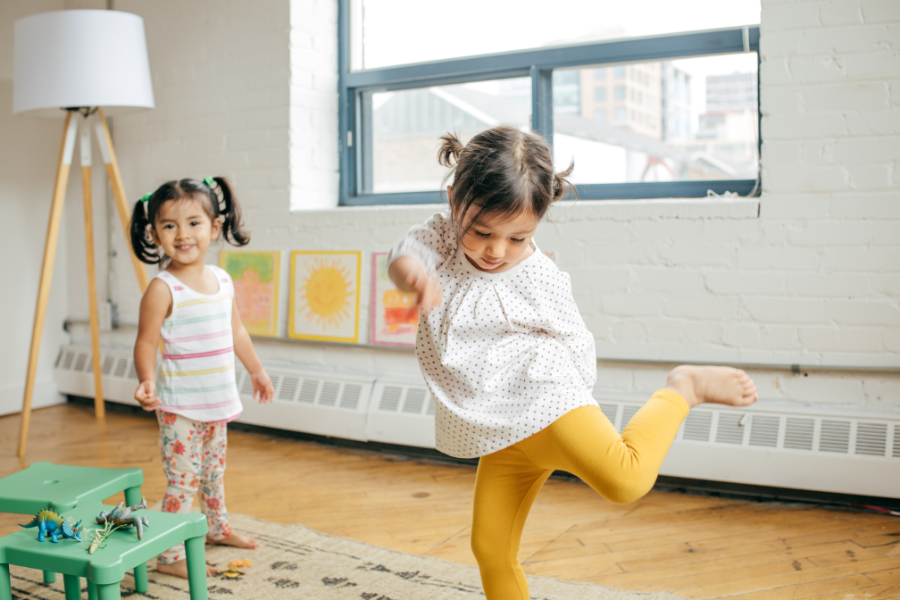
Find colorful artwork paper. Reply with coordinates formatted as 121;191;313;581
289;251;361;344
219;250;281;337
370;252;418;348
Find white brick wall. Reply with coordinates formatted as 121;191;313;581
62;0;899;413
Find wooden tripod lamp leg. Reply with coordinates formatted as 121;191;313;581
94;109;149;293
80;121;106;420
18;113;78;458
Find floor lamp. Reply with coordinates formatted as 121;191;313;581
13;10;155;457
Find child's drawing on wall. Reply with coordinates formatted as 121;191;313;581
371;252;418;347
220;250;281;337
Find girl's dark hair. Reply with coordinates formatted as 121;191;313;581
438;125;574;236
129;177;249;265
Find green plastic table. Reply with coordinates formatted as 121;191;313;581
0;501;209;600
0;462;146;588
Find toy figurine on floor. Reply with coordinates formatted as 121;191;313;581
97;498;150;540
19;508;83;543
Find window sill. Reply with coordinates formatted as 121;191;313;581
294;196;761;220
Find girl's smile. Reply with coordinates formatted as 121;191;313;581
150;197;221;268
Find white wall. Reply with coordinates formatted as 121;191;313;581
0;0;72;416
61;0;899;416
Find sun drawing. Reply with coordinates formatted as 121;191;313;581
299;258;355;330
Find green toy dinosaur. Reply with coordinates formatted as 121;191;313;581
19;508;83;543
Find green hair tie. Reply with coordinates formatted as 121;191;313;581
140;193;152;203
203;177;216;187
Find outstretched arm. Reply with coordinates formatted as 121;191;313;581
389;255;442;310
231;297;274;403
387;209;456;310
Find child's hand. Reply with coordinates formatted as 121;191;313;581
407;268;442;311
252;370;275;404
134;381;161;411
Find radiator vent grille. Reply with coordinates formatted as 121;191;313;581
101;356;115;376
239;373;255;397
819;420;851;454
370;383;435;417
341;384;363;410
716;413;745;445
748;415;779;448
279;376;299;401
784;418;815;451
379;386;403;412
318;381;339;407
115;358;129;378
403;387;426;414
683;411;713;442
298;379;319;404
856;423;887;456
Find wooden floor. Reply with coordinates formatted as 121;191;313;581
2;404;898;599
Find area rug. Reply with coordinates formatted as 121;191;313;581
8;513;682;600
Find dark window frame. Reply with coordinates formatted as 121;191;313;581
338;0;760;207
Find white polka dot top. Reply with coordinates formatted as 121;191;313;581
389;209;598;459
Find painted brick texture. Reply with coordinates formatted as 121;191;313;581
62;0;899;410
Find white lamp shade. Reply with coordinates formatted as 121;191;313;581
13;10;155;117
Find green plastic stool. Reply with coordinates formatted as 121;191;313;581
0;501;208;600
0;462;146;589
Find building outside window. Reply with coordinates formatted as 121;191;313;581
340;0;761;203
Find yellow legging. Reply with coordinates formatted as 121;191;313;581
471;389;689;600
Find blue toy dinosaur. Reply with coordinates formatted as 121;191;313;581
19;508;83;543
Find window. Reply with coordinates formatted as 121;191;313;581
340;0;761;204
556;53;759;186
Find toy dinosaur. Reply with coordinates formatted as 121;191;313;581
19;508;83;543
96;498;150;540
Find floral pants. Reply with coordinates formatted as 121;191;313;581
156;411;232;564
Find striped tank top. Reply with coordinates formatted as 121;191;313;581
155;266;242;423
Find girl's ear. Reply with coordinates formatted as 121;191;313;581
148;226;161;247
211;216;223;240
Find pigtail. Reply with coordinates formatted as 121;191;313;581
437;133;465;168
210;176;250;246
129;198;162;264
552;161;576;202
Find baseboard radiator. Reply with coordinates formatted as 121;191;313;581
55;344;900;499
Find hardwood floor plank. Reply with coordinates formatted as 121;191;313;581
2;404;898;600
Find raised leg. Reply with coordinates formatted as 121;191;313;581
0;564;11;600
18;112;77;458
184;536;209;600
63;574;81;600
44;570;57;583
95;582;121;600
123;486;148;593
87;580;98;600
80;122;105;421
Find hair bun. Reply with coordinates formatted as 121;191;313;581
438;133;465;168
552;161;576;202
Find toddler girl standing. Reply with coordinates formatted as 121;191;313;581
388;126;758;600
130;177;275;578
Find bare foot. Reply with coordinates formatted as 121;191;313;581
206;531;260;549
156;559;217;579
666;365;758;408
